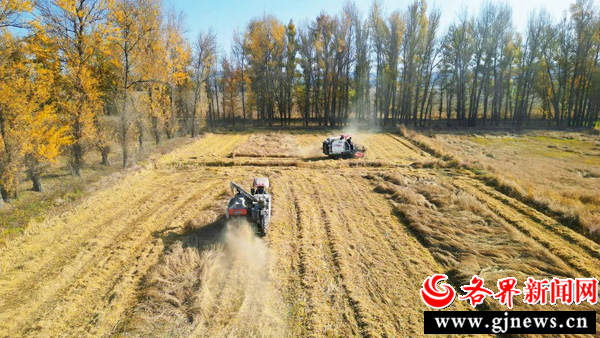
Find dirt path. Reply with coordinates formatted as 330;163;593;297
0;132;597;337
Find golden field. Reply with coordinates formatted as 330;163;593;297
0;131;598;337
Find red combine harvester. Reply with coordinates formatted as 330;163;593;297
226;178;272;236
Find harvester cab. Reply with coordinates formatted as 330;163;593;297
226;178;272;236
323;134;366;159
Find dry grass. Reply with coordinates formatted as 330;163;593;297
2;131;599;337
399;125;445;158
361;132;428;163
126;219;287;338
410;158;465;169
0;136;191;244
265;170;471;337
0;167;233;337
182;210;219;233
402;128;600;240
232;133;300;158
157;133;250;165
370;172;600;317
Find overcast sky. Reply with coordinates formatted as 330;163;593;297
171;0;579;54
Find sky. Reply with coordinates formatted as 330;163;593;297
171;0;577;55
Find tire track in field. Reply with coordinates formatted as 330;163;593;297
30;176;226;337
339;173;469;335
386;133;426;155
291;172;360;336
317;203;369;337
2;172;190;336
289;182;309;335
0;172;168;335
291;185;307;288
0;170;225;337
452;177;600;277
314;174;388;337
335;175;406;333
315;172;469;336
362;133;426;164
462;175;600;256
0;171;159;279
157;134;249;165
266;173;309;337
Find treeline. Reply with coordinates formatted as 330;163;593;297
0;0;192;204
221;0;600;128
0;0;599;204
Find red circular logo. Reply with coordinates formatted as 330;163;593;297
420;274;456;309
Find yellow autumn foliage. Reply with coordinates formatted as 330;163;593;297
0;0;32;27
35;0;113;176
0;30;70;194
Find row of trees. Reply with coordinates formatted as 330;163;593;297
215;0;599;128
0;0;599;204
0;0;192;204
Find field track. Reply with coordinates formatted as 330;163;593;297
0;132;597;337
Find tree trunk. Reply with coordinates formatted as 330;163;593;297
482;75;489;127
0;186;8;204
438;86;443;121
71;142;83;177
69;113;84;177
121;102;129;169
0;186;14;205
446;92;453;127
304;72;311;126
214;76;220;120
138;119;144;152
122;140;128;168
241;62;246;119
31;173;43;192
191;94;198;137
152;116;161;145
101;147;111;166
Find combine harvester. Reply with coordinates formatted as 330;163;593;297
322;134;366;159
226;178;272;236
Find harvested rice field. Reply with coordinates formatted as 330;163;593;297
0;131;598;337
